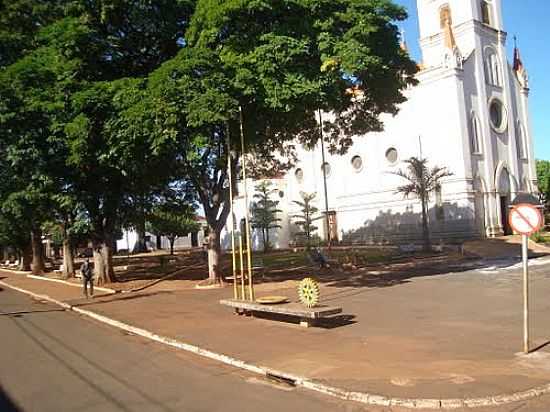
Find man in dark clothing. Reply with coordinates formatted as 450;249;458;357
80;258;94;298
309;248;330;269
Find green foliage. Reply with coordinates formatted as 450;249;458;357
0;0;418;281
251;181;282;252
292;192;322;248
187;0;417;154
0;0;67;67
530;230;546;244
147;199;200;254
536;160;550;205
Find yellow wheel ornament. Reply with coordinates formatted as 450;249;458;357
298;277;320;308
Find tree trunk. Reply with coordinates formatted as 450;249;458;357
132;229;147;253
31;228;45;275
156;234;162;250
62;238;75;279
207;228;223;282
19;243;32;271
265;229;270;253
92;241;105;283
132;199;148;253
169;237;175;255
100;240;115;284
421;197;431;252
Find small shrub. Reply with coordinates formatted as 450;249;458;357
530;231;545;244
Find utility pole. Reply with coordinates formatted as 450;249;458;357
318;109;331;249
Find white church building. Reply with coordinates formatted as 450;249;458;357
225;0;538;250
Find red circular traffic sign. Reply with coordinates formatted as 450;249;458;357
509;203;543;235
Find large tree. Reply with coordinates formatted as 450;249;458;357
146;0;416;283
147;199;199;255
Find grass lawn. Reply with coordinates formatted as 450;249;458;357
250;248;395;269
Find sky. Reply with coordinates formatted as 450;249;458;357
395;0;550;160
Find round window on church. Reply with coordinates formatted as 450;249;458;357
321;162;332;177
489;99;507;133
385;148;398;165
295;168;304;183
351;155;363;172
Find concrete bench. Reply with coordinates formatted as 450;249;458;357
220;299;342;328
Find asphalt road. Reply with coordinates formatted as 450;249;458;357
0;287;361;412
4;261;550;412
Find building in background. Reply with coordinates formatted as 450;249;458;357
225;0;537;250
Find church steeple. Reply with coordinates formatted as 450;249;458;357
513;37;529;88
400;28;408;53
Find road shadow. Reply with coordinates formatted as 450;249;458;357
248;311;356;329
72;290;174;308
0;387;21;412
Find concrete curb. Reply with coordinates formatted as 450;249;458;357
26;274;117;294
0;267;31;275
2;279;549;410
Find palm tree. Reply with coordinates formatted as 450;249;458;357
392;157;453;251
251;181;282;252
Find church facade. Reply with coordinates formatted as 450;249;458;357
225;0;538;250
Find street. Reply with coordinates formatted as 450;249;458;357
0;288;356;412
4;258;550;412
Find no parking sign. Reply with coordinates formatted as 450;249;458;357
509;194;544;354
509;203;543;235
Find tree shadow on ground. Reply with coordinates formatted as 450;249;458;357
0;387;21;412
244;249;547;293
341;202;480;245
72;290;174;308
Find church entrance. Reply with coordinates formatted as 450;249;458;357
500;195;512;235
497;167;513;236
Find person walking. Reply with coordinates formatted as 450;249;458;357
80;258;94;298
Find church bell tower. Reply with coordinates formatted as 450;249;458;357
416;0;504;69
415;0;536;238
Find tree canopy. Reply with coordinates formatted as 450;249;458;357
0;0;417;282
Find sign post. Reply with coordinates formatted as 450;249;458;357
508;200;543;354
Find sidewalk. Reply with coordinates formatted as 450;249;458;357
3;258;550;407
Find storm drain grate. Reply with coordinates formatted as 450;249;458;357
265;372;297;387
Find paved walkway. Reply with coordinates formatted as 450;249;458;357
464;236;550;259
3;255;550;406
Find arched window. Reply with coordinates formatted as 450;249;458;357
481;1;492;25
516;121;527;159
470;114;482;154
484;49;501;86
439;4;452;28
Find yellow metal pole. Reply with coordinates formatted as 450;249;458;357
239;235;245;301
227;125;238;300
239;106;254;301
